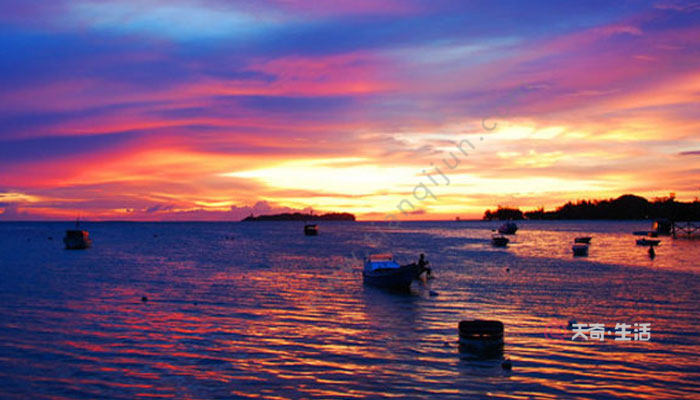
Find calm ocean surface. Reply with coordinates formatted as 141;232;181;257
0;221;698;399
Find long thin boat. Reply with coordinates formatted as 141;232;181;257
362;254;421;292
636;238;660;246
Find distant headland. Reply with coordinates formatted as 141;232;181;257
241;212;356;222
483;194;700;221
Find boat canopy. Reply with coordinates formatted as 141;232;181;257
365;254;400;271
368;253;393;261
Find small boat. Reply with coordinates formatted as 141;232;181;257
491;235;509;247
572;243;589;257
498;222;518;235
63;229;91;249
574;237;591;244
652;218;672;235
633;231;651;236
362;254;421;291
304;224;318;236
636;238;660;246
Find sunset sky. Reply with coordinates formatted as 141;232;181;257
1;0;699;221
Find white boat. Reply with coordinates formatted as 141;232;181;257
362;254;421;292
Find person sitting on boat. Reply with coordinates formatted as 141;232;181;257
418;253;432;278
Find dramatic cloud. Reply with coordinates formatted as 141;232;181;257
0;0;698;220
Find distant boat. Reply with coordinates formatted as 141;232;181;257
572;243;589;257
304;224;318;236
574;237;592;244
498;222;518;235
491;235;509;247
652;218;672;235
633;231;651;236
362;254;421;291
636;238;660;246
63;221;91;250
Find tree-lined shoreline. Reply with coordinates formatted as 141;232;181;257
483;194;700;221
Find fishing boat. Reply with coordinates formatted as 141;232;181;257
63;227;91;250
498;222;518;235
572;243;589;256
491;235;509;247
574;236;592;244
636;238;660;246
304;224;318;236
362;254;421;291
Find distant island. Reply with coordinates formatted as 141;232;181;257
484;194;700;221
241;212;356;222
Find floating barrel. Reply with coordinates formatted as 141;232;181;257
458;320;504;356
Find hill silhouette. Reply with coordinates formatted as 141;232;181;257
241;212;356;222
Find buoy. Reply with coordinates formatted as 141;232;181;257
568;319;577;329
141;296;148;302
429;290;439;297
458;320;504;356
506;268;510;273
502;358;512;370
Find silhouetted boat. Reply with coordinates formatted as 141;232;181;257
362;254;421;291
498;222;518;235
572;243;589;256
491;235;509;247
63;228;91;249
304;224;318;236
574;237;591;244
652;218;672;235
637;238;660;246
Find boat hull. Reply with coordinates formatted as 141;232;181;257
492;236;509;247
636;239;660;246
498;222;518;235
572;244;589;256
63;230;92;250
362;264;421;291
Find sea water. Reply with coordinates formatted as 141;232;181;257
0;221;698;399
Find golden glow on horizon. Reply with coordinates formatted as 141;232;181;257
221;157;421;196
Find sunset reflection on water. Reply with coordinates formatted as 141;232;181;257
0;221;698;399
